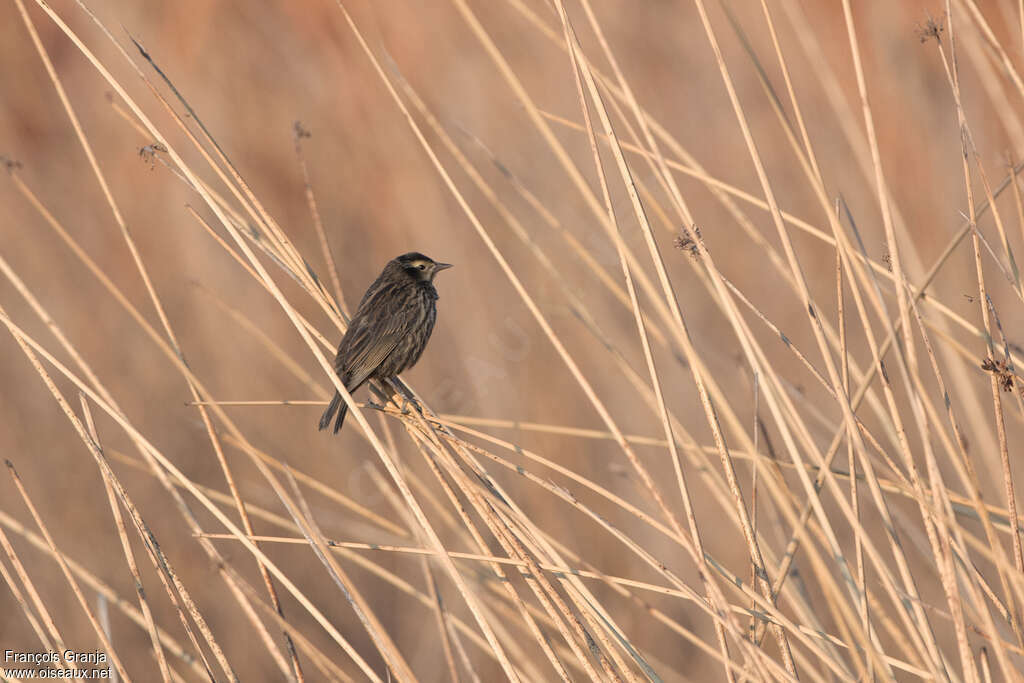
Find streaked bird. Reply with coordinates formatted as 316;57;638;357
319;252;452;433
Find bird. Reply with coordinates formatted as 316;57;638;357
318;252;452;433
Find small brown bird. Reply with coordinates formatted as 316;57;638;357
319;252;452;433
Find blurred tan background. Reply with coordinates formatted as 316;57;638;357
2;0;1023;679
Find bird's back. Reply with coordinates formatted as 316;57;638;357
334;275;438;390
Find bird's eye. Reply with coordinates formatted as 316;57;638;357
417;264;426;270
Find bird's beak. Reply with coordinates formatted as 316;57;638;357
434;262;453;272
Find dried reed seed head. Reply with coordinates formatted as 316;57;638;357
916;16;944;44
139;143;167;169
981;357;1016;392
673;226;702;259
1;156;23;172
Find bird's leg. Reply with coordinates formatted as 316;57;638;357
366;383;390;409
395;382;423;416
370;380;410;414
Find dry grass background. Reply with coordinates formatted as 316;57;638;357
2;0;1024;680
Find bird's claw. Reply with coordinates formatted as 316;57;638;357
398;395;423;416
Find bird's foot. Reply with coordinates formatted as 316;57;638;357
398;395;423;416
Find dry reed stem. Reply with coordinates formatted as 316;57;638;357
380;70;785;631
0;512;69;665
1;167;312;679
13;41;316;679
517;0;909;460
366;465;463;682
835;242;871;680
276;469;412;682
448;0;686;351
440;429;847;680
7;0;1024;677
374;386;576;676
551;3;766;677
0;508;208;679
923;12;1024;661
25;4;514;675
184;206;335;351
80;396;172;683
0;301;394;679
337;0;762;677
404;418;599;678
583;0;875;672
669;0;961;673
159;458;534;676
539;108;1024;373
293;123;348;318
938;8;1024;680
4;462;133;682
0;554;59;666
541;96;1024;652
0;302;235;680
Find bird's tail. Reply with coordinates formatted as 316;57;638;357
318;391;349;434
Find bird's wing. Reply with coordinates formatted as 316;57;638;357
336;286;408;390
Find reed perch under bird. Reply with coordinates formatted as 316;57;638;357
318;252;452;433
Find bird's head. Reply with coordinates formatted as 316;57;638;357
392;252;453;283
